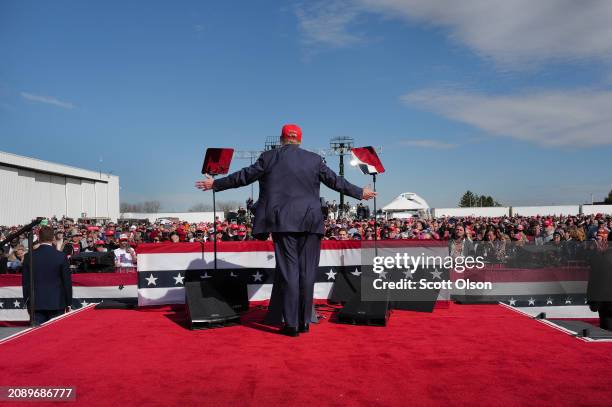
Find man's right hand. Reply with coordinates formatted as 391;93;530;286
362;187;377;200
195;174;215;191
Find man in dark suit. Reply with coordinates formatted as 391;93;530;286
196;124;375;336
22;226;72;325
587;246;612;331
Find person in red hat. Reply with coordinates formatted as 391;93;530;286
94;240;108;253
196;123;376;337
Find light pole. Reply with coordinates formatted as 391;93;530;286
330;136;354;218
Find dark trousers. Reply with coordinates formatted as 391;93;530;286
599;302;612;331
272;232;321;327
33;309;63;325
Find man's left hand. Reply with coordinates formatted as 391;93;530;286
362;186;377;200
195;174;214;191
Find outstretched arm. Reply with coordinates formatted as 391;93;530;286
196;154;266;192
319;159;376;200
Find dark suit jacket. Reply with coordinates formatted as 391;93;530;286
213;144;363;235
22;244;72;310
587;248;612;304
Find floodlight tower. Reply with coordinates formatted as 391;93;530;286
265;136;281;151
234;136;281;200
329;136;354;218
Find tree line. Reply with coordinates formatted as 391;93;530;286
458;191;501;207
120;201;242;213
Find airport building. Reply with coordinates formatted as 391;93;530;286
0;150;120;225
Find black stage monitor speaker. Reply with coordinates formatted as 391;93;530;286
337;294;389;326
185;279;247;329
217;274;249;313
391;300;436;313
329;269;360;303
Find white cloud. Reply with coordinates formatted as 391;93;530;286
297;0;612;65
20;92;75;109
401;88;612;147
398;139;457;149
295;1;363;47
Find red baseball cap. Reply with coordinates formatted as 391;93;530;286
281;124;302;143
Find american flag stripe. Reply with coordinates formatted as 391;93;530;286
0;285;137;299
454;267;589;282
0;273;136;287
452;281;587;297
137;282;339;306
137;249;363;271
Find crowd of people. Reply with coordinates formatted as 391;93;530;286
1;211;610;273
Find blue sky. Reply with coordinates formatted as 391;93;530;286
2;0;612;211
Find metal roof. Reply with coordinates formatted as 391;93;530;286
0;150;117;182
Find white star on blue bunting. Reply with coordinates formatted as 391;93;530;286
430;269;443;280
146;274;158;286
173;273;185;285
252;271;264;282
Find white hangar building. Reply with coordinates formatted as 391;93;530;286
0;150;120;226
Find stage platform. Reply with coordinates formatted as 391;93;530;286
0;327;28;340
1;303;612;406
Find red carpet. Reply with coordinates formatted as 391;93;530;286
1;304;612;406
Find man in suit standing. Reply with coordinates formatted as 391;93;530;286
22;226;72;325
587;243;612;331
196;124;376;336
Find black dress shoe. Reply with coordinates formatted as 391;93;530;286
299;324;309;333
280;326;299;337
